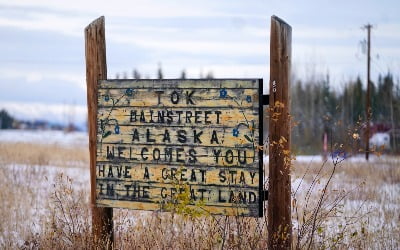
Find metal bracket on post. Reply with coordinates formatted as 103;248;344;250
262;94;270;106
262;190;269;201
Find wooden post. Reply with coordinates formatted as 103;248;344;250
268;15;292;249
85;16;113;246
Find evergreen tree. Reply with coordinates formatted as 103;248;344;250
352;77;365;123
157;63;163;79
180;70;186;79
133;69;141;79
206;71;214;79
0;109;14;129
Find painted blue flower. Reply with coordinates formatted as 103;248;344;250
331;150;346;160
104;95;110;102
220;88;227;98
246;95;252;103
125;88;134;96
114;125;120;134
233;128;239;137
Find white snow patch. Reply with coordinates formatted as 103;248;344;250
264;154;398;164
0;129;88;147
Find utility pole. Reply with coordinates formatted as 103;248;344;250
364;24;372;161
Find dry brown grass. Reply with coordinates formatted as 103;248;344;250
0;141;399;249
0;142;89;167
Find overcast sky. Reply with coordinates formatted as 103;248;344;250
0;0;399;126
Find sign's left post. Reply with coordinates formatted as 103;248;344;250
85;16;113;248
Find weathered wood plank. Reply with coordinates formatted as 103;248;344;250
97;199;257;217
95;163;260;187
97;107;259;128
97;143;258;167
95;182;260;204
97;88;259;108
99;79;259;89
95;176;260;217
96;126;259;148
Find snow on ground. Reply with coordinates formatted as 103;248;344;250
0;163;89;245
0;129;88;147
264;154;400;164
2;163;89;200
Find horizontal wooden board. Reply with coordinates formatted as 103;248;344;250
99;79;259;89
96;79;263;217
98;88;259;108
97;143;258;167
97;126;259;148
95;180;260;204
97;107;259;127
96;163;259;187
96;199;259;217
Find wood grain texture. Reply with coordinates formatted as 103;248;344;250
96;144;258;167
99;79;259;89
96;79;263;217
268;15;292;249
97;107;258;127
96;164;260;186
97;88;258;108
85;16;113;245
96;126;259;148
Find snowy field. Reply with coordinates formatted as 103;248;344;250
0;129;88;147
0;129;399;248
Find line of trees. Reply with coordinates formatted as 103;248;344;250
291;72;400;154
115;64;214;80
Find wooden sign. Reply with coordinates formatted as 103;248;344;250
96;79;263;217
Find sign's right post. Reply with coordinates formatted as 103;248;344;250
268;15;292;249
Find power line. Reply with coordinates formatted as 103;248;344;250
363;23;372;161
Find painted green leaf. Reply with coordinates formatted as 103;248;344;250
103;131;112;138
244;134;253;142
